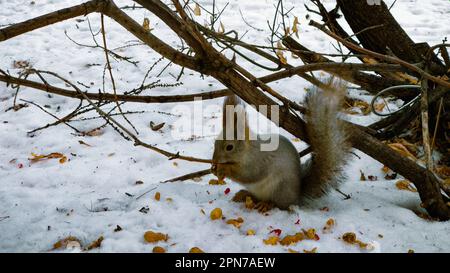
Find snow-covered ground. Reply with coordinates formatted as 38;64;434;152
0;0;449;253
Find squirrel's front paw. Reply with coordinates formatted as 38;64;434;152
254;201;274;213
232;189;253;203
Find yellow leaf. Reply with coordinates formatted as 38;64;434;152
144;231;168;243
226;217;244;228
287;248;299;253
189;247;204;253
194;3;201;16
304;228;316;240
263;236;279;245
142;18;151;32
210;208;222;220
396;180;417;192
209;179;226;185
280;233;304;246
246;229;255;236
152;246;166;253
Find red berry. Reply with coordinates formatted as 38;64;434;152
270;229;282;237
224;188;230;195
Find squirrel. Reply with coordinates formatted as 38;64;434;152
211;83;351;212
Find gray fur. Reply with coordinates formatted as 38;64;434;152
211;86;350;209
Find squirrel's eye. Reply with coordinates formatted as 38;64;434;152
225;144;234;151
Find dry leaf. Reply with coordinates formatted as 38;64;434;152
342;232;373;250
276;41;287;64
436;165;450;178
53;236;82;250
218;21;225;34
263;236;279;245
246;229;255;236
280;233;305;246
303;228;317;240
144;231;168;243
226;217;244;228
86;236;104;250
396;180;417;192
210;208;222;220
13;60;31;69
388;143;417;161
29;152;66;164
374;102;386;113
193;3;201;16
154;192;161;201
322;218;335;233
292;16;299;38
84;128;103;136
152;246;166;253
189;247;204;253
360;170;367;181
150;121;165;131
78;140;92;147
288;248;299;253
303;247;317;253
142;18;153;32
209;179;226;185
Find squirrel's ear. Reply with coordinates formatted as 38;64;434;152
222;95;250;141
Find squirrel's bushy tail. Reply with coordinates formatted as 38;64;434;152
300;82;351;199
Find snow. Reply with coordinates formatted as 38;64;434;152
0;0;449;253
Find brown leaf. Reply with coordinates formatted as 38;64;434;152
388;143;417;161
86;236;104;250
342;232;373;250
154;192;161;201
150;121;165;131
396;180;417;192
142;18;153;32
